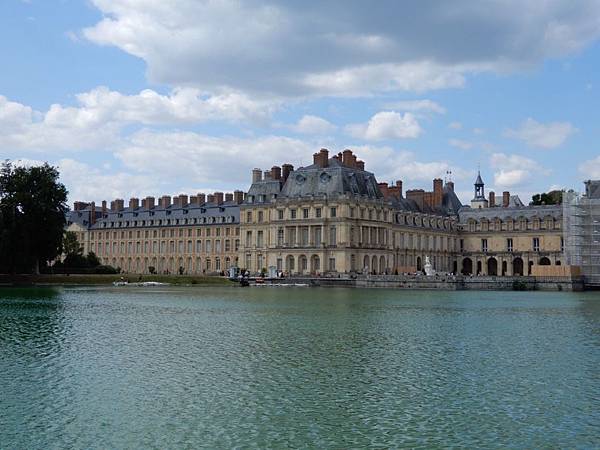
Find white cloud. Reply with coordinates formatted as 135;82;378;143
0;88;278;153
490;152;549;188
58;158;159;203
504;118;577;149
346;111;422;141
448;121;462;130
448;138;473;150
83;1;600;97
290;115;336;134
384;99;445;114
579;156;600;179
115;130;313;188
472;128;485;135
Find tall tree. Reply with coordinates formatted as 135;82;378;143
0;161;68;274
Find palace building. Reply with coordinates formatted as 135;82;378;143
66;149;571;278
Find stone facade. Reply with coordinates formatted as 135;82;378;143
65;148;569;277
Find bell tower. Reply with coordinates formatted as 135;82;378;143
471;171;489;209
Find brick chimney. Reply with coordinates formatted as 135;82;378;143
377;182;389;199
90;202;96;225
206;194;215;204
313;148;329;168
234;190;244;204
73;201;87;211
197;193;206;204
159;195;171;209
396;180;403;197
433;178;443;207
129;198;139;209
282;164;294;183
214;192;224;205
252;168;262;183
225;193;233;202
112;199;124;211
342;149;354;167
144;196;155;209
503;191;510;207
271;166;281;180
423;192;434;208
177;194;188;207
489;191;496;207
264;170;271;180
189;195;198;205
356;160;365;171
101;200;107;215
173;196;181;207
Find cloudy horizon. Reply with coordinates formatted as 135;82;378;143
1;0;599;205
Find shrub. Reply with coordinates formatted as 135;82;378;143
94;265;119;274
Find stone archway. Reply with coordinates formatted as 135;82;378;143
462;258;473;275
310;255;320;273
502;260;507;276
416;256;422;272
380;256;386;274
371;256;378;274
487;257;498;276
363;255;370;273
539;257;551;266
286;255;295;273
513;257;523;276
299;255;308;274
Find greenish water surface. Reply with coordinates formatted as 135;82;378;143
1;286;599;449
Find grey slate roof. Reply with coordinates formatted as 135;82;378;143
458;203;561;222
280;158;383;199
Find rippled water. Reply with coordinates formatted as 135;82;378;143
1;286;599;449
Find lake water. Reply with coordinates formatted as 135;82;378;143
1;286;599;449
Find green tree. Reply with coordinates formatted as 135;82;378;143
0;161;68;274
530;190;563;206
62;231;82;257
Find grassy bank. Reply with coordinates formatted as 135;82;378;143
0;274;232;286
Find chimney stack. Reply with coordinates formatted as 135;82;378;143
129;197;139;209
313;148;329;168
234;190;244;204
214;192;224;205
197;193;206;204
252;168;262;183
90;202;96;225
356;160;365;171
159;195;171;209
73;201;87;211
503;191;510;207
112;199;124;211
225;192;233;203
377;182;389;199
433;178;443;207
144;196;155;209
206;194;215;204
342;149;354;167
406;189;425;210
396;180;403;197
282;164;294;183
271;166;281;180
101;200;107;215
489;191;496;207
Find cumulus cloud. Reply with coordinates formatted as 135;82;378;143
384;99;445;114
115;130;313;188
579;155;600;179
83;0;600;97
504;118;577;149
0;88;278;152
346;111;422;141
290;115;336;134
490;152;549;188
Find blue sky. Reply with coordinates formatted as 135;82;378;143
1;0;599;205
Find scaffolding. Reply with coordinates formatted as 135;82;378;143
563;181;600;286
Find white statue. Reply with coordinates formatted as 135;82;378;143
424;256;435;276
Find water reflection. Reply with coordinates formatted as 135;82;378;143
0;287;598;449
